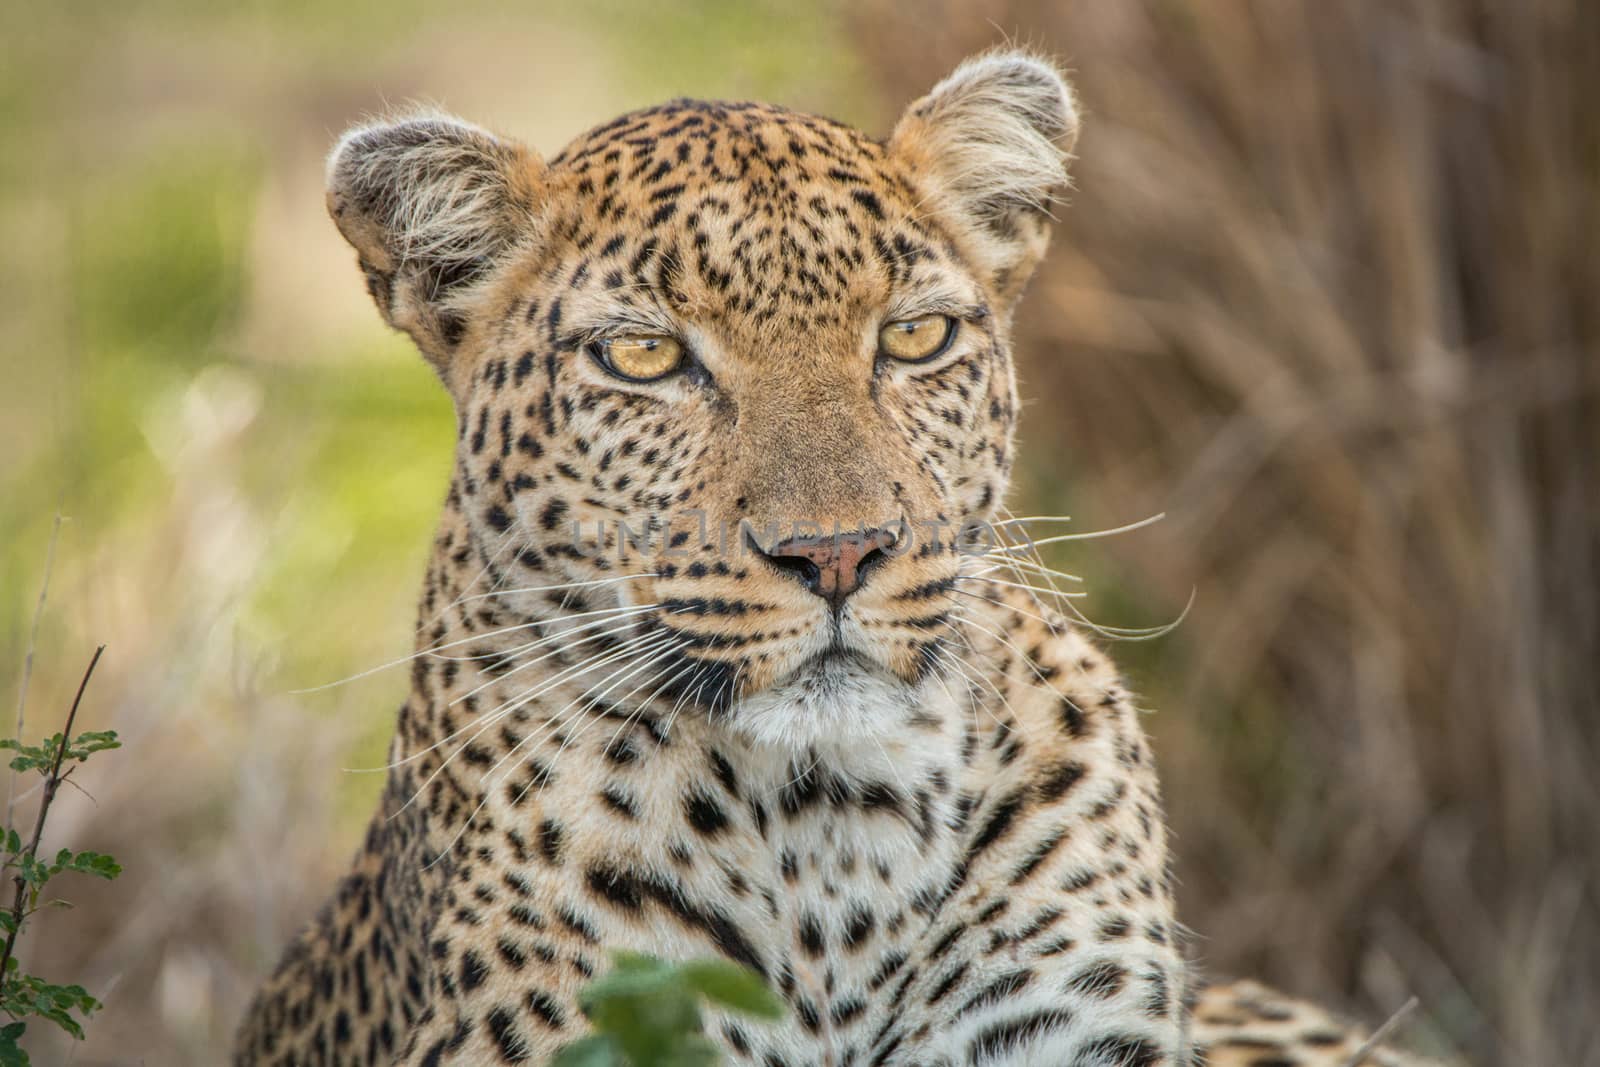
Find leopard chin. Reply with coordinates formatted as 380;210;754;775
726;644;942;754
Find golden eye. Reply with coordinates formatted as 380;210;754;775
595;335;685;382
879;314;956;363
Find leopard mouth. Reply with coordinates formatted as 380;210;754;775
792;643;873;683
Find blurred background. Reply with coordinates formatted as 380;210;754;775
1;1;1594;1063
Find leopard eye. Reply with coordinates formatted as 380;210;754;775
879;314;956;363
593;335;685;382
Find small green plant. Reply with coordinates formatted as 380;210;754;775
0;646;121;1065
552;953;785;1067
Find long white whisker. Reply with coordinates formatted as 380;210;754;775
986;512;1167;552
989;514;1074;526
375;623;670;786
468;634;679;801
441;614;660;709
417;524;520;632
424;637;683;868
954;576;1086;601
394;629;676;821
977;551;1085;591
296;601;660;694
952;607;1077;702
951;587;1073;632
601;655;704;756
455;571;657;605
931;633;1022;739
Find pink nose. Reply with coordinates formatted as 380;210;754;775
759;528;898;606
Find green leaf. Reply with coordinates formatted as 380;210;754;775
62;852;121;881
675;960;785;1020
549;1035;621;1067
0;1020;28;1067
660;1034;722;1067
577;957;678;1011
17;855;47;886
4;830;20;855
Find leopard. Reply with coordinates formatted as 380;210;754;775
234;50;1443;1067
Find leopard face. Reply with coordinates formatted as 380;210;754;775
327;56;1076;749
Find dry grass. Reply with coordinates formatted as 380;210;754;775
853;3;1599;1064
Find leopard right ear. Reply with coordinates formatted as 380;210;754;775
889;51;1078;304
326;115;546;380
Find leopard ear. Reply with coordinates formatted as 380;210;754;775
889;51;1078;302
326;114;545;379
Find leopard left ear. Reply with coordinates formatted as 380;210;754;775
326;114;546;385
889;50;1079;303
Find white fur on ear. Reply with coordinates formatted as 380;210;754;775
327;113;539;279
325;113;544;373
892;50;1079;296
899;50;1078;220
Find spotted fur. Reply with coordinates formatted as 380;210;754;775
235;51;1440;1067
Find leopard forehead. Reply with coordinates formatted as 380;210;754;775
525;99;978;335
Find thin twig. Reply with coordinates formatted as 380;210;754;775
1342;996;1420;1067
0;644;105;985
9;511;64;827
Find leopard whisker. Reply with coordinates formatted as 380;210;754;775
1051;586;1195;642
472;632;683;808
661;612;747;738
989;514;1074;526
926;653;1024;767
415;524;521;633
375;624;671;789
299;600;662;694
455;571;659;604
929;631;1022;739
986;512;1167;552
400;629;680;827
952;576;1086;603
949;604;1067;701
949;587;1075;633
442;610;664;709
963;558;1084;585
599;654;706;759
484;643;691;828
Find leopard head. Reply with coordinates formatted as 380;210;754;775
327;51;1077;747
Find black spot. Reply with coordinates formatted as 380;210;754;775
968;790;1027;860
600;786;639;819
1077;1034;1161;1067
459;950;489;993
961;969;1033;1014
851;189;885;220
684;789;730;836
540;498;569;532
844;905;875;950
1068;960;1129;1000
497;936;527;970
485;1006;530;1062
1037;761;1087;801
799;913;825;957
1059;697;1089;737
965;1009;1075;1064
709;749;739;795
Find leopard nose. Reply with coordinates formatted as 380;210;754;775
755;527;898;607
